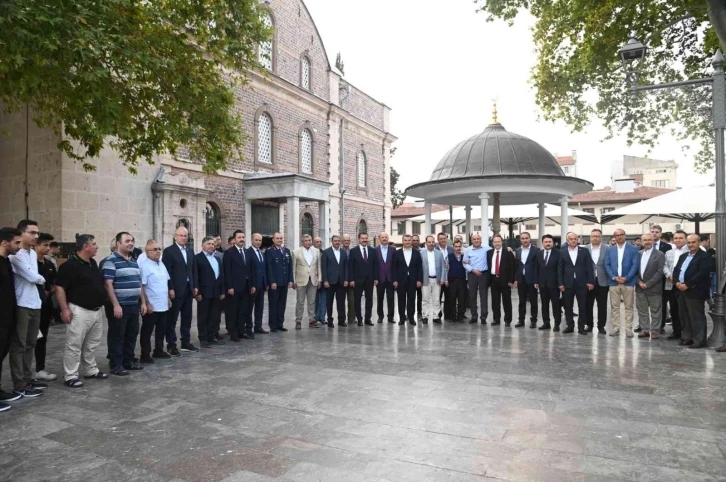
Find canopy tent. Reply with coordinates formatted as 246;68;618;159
601;186;715;233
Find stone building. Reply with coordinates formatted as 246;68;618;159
0;0;395;251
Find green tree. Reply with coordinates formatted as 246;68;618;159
390;166;406;209
0;0;271;173
474;1;726;170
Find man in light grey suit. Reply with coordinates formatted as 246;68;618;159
586;229;610;334
420;235;448;324
636;234;665;339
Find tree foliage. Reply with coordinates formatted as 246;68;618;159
474;0;726;171
0;0;271;173
390;166;406;209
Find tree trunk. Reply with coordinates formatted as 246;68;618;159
707;0;726;51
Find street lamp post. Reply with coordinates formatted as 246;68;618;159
618;38;726;348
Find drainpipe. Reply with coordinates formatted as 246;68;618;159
24;103;29;219
338;80;350;235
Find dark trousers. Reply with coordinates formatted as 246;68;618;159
660;279;669;327
377;280;395;321
268;286;288;329
35;300;54;371
0;306;14;387
540;286;561;327
679;293;707;345
668;289;682;335
586;284;609;330
166;284;193;348
140;311;166;356
397;282;417;321
107;305;139;370
415;286;423;318
346;286;355;323
564;287;587;330
518;282;538;323
250;289;265;329
354;278;374;322
448;278;467;319
439;284;452;318
326;283;346;323
490;276;512;323
226;293;251;336
468;272;489;321
197;296;222;342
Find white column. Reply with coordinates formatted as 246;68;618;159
464;205;472;243
244;200;252;243
318;201;329;248
278;203;285;235
479;193;490;240
492;193;501;235
424;202;432;237
538;202;546;246
560;197;569;243
287;196;300;249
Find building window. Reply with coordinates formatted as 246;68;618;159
205;203;221;237
412;222;421;235
259;12;274;71
301;56;311;90
358;219;368;237
257;113;273;164
601;207;615;215
474;225;482;231
300;128;313;174
357;151;367;188
525;224;536;230
651;180;669;188
582;208;595;215
457;224;466;234
562;166;569;174
396;221;406;234
301;213;314;238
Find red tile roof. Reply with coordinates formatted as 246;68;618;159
392;203;448;217
556;156;576;166
571;186;674;203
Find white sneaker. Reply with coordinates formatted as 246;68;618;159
625;331;634;338
35;370;57;381
609;329;620;337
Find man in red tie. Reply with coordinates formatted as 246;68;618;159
487;235;515;326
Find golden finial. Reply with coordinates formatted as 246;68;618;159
491;97;499;124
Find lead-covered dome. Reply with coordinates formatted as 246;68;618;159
430;123;565;181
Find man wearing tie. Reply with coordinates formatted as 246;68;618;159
393;234;423;325
436;233;454;320
375;232;396;323
321;235;348;328
266;232;294;332
341;234;355;325
534;235;561;331
649;224;672;335
162;226;198;354
248;233;268;334
223;230;256;341
487;235;515;327
194;236;225;348
586;229;610;334
411;234;424;321
558;232;595;334
348;232;378;326
292;235;322;330
463;233;490;325
604;229;639;337
513;232;539;328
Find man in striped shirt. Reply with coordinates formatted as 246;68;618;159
103;232;148;376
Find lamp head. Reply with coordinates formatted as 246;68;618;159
618;37;647;66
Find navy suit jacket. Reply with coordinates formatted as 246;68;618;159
348;245;378;283
163;244;197;293
393;249;423;286
673;249;712;300
321;247;348;285
514;246;539;285
248;246;267;290
194;252;224;299
223;246;255;293
557;246;595;289
265;246;294;286
536;249;560;289
376;245;395;283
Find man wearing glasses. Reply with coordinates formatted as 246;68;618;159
138;240;172;363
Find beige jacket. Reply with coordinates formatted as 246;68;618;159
292;246;322;287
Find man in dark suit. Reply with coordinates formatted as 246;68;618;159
558;232;595;334
223;230;256;341
162;226;198;353
447;240;468;322
487;234;515;326
321;235;348;328
348;232;379;326
586;229;610;334
265;232;293;332
248;233;268;334
411;234;423;321
514;232;539;328
643;224;672;334
535;234;561;331
341;234;355;324
393;234;423;325
194;236;225;348
375;232;396;323
673;234;712;349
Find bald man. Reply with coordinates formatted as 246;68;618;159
162;227;198;355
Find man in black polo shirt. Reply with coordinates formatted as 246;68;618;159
55;234;109;388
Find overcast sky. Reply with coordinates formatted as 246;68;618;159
304;0;714;194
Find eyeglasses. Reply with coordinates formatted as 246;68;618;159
146;248;162;252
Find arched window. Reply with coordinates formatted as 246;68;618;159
259;12;274;71
301;213;314;238
358;219;367;237
257;112;273;164
300;129;313;174
301;56;311;90
357;151;367;188
205;202;221;237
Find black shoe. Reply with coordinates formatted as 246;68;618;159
660;328;666;334
110;367;129;376
84;372;108;379
377;318;383;324
240;333;251;339
409;320;417;326
578;329;587;335
505;322;511;327
553;326;560;332
357;321;363;326
422;319;429;325
469;319;478;324
585;325;594;333
200;341;211;348
491;321;501;326
230;333;240;341
433;319;442;324
598;328;607;335
152;349;171;359
123;362;144;371
339;322;347;327
459;316;468;322
28;380;48;390
279;327;288;332
398;321;405;325
181;343;199;352
0;389;21;402
215;334;224;341
140;355;155;364
328;323;335;328
168;347;181;356
562;327;574;334
667;333;681;340
530;322;537;329
254;328;269;334
514;322;525;328
208;339;225;345
538;325;551;331
388;319;396;324
365;321;374;326
16;386;43;398
247;333;256;339
634;326;642;333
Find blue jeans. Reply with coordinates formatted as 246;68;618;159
315;288;327;322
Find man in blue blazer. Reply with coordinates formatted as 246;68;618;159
162;226;198;354
558;232;595;334
266;232;294;332
247;233;268;334
604;229;639;337
514;232;539;328
223;230;256;341
321;235;348;327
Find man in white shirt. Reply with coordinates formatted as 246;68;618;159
663;230;688;340
636;234;665;339
586;229;610;334
9;220;47;397
292;235;322;329
139;240;171;362
419;235;448;323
